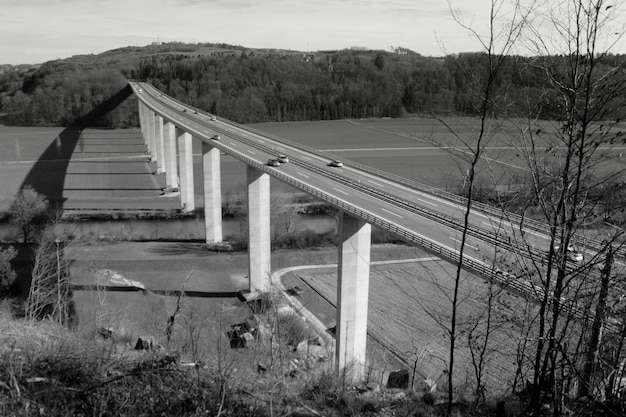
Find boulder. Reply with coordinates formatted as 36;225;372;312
387;369;410;389
134;335;159;351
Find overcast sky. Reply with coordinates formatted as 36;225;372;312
1;0;625;65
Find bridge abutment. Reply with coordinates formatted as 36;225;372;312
247;165;271;291
336;211;371;382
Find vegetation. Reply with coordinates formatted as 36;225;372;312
2;39;626;127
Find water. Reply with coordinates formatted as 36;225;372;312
0;214;337;242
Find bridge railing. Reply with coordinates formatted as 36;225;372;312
235;123;622;258
134;81;613;332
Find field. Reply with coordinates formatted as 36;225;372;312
0;117;539;214
4;116;617;396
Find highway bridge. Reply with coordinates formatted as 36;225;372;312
130;81;612;381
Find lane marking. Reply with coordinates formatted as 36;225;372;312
382;208;403;219
301;156;311;161
230;142;237;146
247;150;256;155
276;146;285;151
368;180;384;187
449;237;479;251
333;188;350;196
416;197;438;207
297;172;310;178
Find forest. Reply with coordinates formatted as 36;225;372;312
2;42;625;127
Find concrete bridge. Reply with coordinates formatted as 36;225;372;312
130;80;604;380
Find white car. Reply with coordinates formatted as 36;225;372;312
210;115;217;121
277;154;289;163
211;134;220;140
329;160;343;167
554;243;583;263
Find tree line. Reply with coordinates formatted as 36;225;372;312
2;44;626;127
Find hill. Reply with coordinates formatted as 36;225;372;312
4;41;625;128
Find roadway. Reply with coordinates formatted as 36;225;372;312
133;82;519;264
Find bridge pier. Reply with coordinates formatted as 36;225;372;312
154;115;165;173
176;128;195;212
203;142;222;243
336;211;371;382
147;110;157;162
247;165;271;291
138;102;148;149
163;121;178;190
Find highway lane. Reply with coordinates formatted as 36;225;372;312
133;81;501;266
136;82;618;273
131;81;626;333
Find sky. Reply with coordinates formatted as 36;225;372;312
1;0;625;66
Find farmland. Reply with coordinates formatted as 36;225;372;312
2;115;618;397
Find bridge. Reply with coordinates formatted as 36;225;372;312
129;81;610;381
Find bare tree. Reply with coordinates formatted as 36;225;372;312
437;1;529;412
507;0;626;412
25;229;73;325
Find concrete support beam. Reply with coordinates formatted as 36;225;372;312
138;102;147;143
176;128;195;212
202;142;222;243
163;121;178;190
246;165;271;291
154;115;165;173
336;212;371;382
147;110;156;162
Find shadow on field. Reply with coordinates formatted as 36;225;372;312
70;284;240;299
147;242;225;257
19;86;133;212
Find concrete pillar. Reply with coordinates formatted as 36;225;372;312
247;165;271;291
336;212;371;382
176;128;195;212
163;121;178;190
147;110;156;161
138;102;147;142
203;142;222;243
154;115;164;173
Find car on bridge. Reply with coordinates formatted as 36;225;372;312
554;243;584;263
267;158;281;167
277;154;289;163
210;115;217;121
211;134;220;140
329;160;343;167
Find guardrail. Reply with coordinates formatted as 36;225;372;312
237;119;624;258
132;82;620;333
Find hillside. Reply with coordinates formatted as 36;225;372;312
3;41;625;128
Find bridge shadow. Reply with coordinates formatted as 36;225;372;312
147;242;225;257
19;85;133;212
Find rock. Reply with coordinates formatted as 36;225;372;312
296;340;308;354
424;378;437;393
387;369;410;389
307;345;328;361
134;335;158;350
287;286;303;296
257;363;268;374
308;336;324;347
367;382;380;392
98;327;114;340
